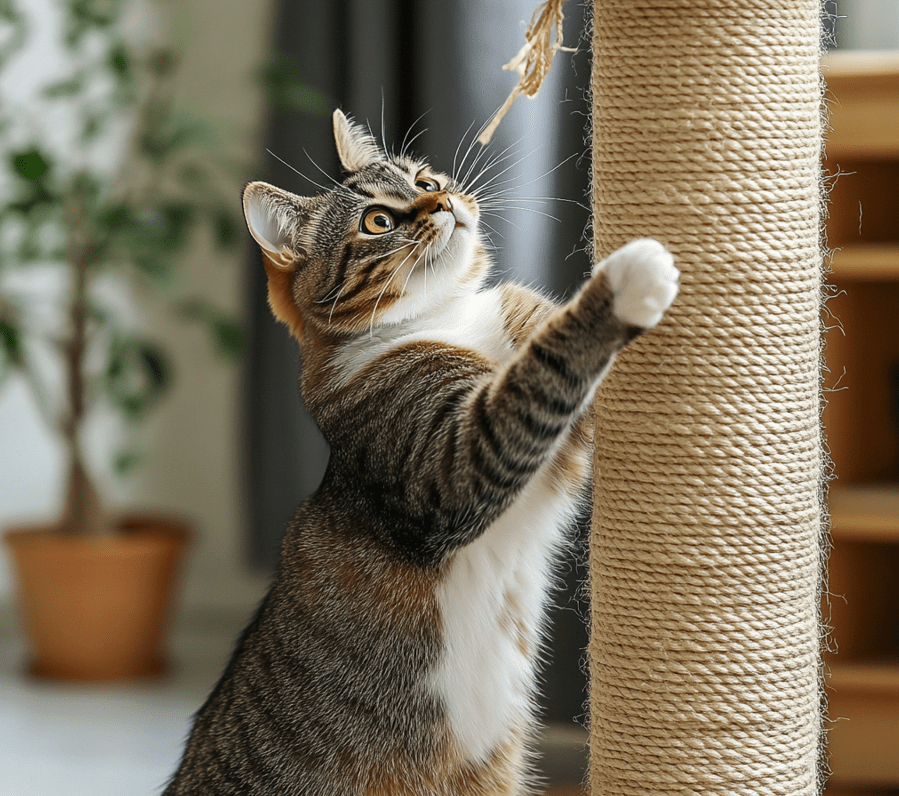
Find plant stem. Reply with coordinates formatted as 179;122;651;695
58;192;111;537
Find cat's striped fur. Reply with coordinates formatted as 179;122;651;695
164;110;678;795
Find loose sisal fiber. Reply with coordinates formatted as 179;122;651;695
589;2;824;794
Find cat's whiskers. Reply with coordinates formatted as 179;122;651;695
399;110;431;160
327;285;347;324
480;210;525;232
464;147;539;199
302;149;356;195
458;137;512;195
367;242;423;337
451;118;480;183
484;205;563;224
451;119;489;182
477;218;506;241
459;137;527;195
265;149;352;197
470;152;580;204
396;241;432;308
314;283;344;306
452;116;501;188
380;92;388;157
478;192;583;207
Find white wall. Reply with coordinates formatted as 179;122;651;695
0;0;276;616
839;0;899;49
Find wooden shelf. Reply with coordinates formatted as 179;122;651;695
830;485;899;542
822;53;899;789
823;52;899;158
828;660;899;693
827;659;899;787
825;790;899;796
830;245;899;280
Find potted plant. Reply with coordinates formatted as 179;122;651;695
0;0;247;681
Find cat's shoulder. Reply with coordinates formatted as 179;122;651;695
496;282;558;348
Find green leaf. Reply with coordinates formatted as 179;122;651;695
0;318;24;365
109;42;129;74
142;112;218;161
100;202;133;227
261;54;330;115
113;449;142;474
0;1;26;69
176;297;207;322
0;0;19;21
157;202;195;250
13;150;48;182
100;202;196;279
104;337;170;420
275;82;331;116
210;317;245;357
0;0;21;23
64;0;124;46
177;163;209;188
43;76;85;98
139;343;167;387
147;47;179;77
127;203;195;255
176;299;245;358
132;251;176;287
81;110;108;142
107;41;135;103
87;300;112;327
212;208;239;249
7;149;56;215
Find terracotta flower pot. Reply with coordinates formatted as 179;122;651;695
3;514;190;682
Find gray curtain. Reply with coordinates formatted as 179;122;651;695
245;0;592;725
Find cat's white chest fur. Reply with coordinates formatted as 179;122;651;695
421;288;579;763
332;288;513;381
433;468;577;763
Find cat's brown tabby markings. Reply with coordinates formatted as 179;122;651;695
164;110;679;796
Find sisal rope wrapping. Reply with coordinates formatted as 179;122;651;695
588;2;824;794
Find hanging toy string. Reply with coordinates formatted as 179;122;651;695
477;0;574;146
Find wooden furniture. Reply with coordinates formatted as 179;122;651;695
821;51;899;791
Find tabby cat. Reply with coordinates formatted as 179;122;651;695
164;110;678;795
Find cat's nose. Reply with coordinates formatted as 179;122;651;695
430;194;452;214
410;191;453;217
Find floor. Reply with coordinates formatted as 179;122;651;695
0;612;247;796
0;612;587;796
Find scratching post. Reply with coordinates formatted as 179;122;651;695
588;2;824;794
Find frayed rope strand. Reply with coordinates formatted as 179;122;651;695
477;0;574;146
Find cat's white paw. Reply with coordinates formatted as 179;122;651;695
594;238;679;329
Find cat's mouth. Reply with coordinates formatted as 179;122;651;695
448;197;477;234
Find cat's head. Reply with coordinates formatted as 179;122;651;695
243;109;485;343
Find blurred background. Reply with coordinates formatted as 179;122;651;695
0;1;897;795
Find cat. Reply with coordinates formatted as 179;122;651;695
163;109;679;796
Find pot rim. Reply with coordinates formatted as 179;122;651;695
3;513;192;554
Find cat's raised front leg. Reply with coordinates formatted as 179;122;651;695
594;237;679;331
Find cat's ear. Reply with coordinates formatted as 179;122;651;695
243;181;312;269
243;181;312;341
333;109;381;172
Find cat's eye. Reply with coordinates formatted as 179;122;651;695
361;208;396;235
415;177;439;192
